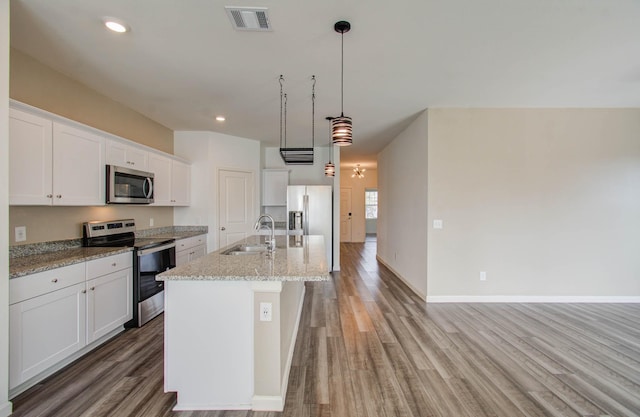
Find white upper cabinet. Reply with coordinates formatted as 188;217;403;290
148;153;172;205
262;169;289;206
149;153;190;206
52;122;105;206
106;139;149;170
9;108;105;206
9;101;189;207
9;108;54;205
171;159;191;206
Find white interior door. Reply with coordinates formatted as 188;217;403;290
340;187;352;242
219;169;254;248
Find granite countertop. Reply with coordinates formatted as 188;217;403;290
10;247;133;279
157;235;330;282
9;225;208;279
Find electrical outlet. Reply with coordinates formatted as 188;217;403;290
15;226;27;242
480;271;487;281
433;219;443;229
259;302;272;322
149;218;154;227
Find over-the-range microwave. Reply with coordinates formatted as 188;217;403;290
106;165;154;204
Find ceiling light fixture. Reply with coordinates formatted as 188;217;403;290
324;117;335;177
215;116;226;122
352;164;365;179
331;20;353;146
103;17;129;33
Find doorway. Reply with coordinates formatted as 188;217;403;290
340;187;352;242
218;169;255;248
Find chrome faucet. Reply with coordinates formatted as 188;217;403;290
254;214;276;253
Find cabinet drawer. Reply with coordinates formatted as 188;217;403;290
10;263;85;305
176;235;206;252
86;252;133;280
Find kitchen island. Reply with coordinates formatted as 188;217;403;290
157;234;330;411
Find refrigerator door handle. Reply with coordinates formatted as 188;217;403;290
303;194;310;235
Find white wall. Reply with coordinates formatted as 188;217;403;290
1;0;11;413
377;111;429;298
427;108;640;301
174;131;261;251
340;169;378;242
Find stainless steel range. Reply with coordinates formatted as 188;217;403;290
82;219;176;327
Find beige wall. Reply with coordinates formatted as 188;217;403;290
10;48;173;153
377;111;429;298
1;0;12;414
9;48;175;245
379;108;640;300
340;168;378;242
9;206;174;244
427;108;640;298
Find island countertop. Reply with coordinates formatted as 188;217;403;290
157;234;330;282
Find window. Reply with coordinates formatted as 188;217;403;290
365;189;378;219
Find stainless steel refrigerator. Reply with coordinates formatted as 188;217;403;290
287;185;333;270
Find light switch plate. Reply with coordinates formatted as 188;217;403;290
433;219;443;229
15;226;27;242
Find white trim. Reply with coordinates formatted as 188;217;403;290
0;402;12;417
376;255;426;300
251;395;283;411
426;295;640;303
172;402;251;411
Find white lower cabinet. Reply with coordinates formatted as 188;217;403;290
9;282;86;389
86;265;132;344
9;252;133;393
175;234;207;266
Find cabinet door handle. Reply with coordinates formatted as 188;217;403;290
51;278;58;283
46;194;53;198
221;227;226;231
112;263;117;267
56;195;62;198
90;287;95;291
82;289;87;294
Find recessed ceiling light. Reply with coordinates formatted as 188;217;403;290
215;116;226;122
103;17;129;33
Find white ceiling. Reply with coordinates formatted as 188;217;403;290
10;0;640;167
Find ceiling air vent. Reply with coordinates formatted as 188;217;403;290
224;6;271;31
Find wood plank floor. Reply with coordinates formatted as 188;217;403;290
11;238;640;417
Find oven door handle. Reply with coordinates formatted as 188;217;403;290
137;242;176;256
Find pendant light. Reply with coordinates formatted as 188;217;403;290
332;21;352;146
324;117;335;177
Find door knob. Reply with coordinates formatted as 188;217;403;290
221;227;226;231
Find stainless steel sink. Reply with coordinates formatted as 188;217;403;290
221;244;268;256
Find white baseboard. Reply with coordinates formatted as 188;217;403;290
173;402;251;411
376;255;426;300
426;295;640;303
0;401;12;417
252;395;284;412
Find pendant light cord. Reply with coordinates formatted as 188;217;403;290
311;75;316;148
279;75;284;148
340;31;344;117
